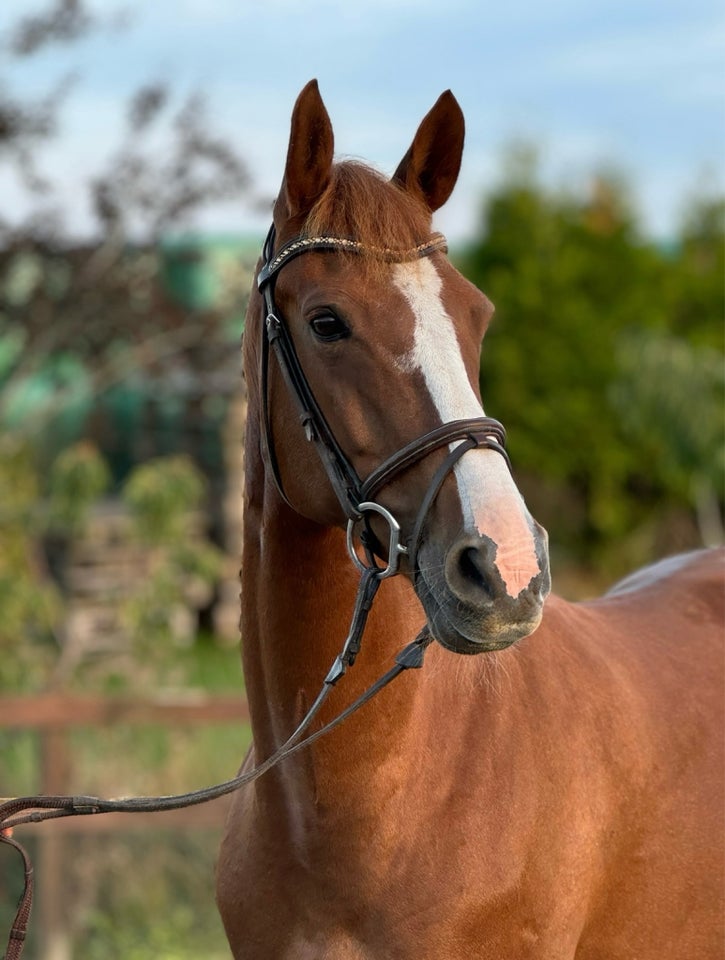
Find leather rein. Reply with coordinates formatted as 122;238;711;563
0;225;510;959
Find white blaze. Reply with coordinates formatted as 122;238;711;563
393;259;541;597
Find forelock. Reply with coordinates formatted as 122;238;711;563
304;161;432;252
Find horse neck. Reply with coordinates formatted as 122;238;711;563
240;462;425;809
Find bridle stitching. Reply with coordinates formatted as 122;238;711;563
264;232;448;277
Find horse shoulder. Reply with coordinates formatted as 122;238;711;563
498;566;724;956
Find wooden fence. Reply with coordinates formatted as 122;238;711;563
0;692;249;960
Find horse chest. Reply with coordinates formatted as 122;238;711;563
221;791;566;959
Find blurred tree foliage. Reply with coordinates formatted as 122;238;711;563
120;455;224;658
459;148;724;578
0;436;62;688
0;441;223;691
0;2;244;693
0;0;251;443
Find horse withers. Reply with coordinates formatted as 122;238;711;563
216;80;724;959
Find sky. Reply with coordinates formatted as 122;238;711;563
1;0;723;244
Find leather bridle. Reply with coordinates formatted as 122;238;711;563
257;223;510;578
0;225;512;959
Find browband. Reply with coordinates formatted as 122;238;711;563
258;229;448;289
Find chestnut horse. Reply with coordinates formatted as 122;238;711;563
216;81;724;958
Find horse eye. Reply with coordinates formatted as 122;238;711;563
310;312;349;342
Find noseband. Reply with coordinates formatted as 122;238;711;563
258;223;510;577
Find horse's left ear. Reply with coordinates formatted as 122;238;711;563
392;91;465;213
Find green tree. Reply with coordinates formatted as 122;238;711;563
459;148;723;578
666;195;725;351
121;455;224;658
612;330;724;546
0;437;61;689
0;441;224;690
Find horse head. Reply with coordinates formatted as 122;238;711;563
245;80;550;654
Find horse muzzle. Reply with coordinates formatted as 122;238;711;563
414;522;551;655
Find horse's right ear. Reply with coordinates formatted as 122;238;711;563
275;80;334;224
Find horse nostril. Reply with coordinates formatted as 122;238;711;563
459;546;487;590
446;540;496;604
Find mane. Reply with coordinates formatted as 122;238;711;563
304;161;433;253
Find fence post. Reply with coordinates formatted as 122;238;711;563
38;728;71;960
